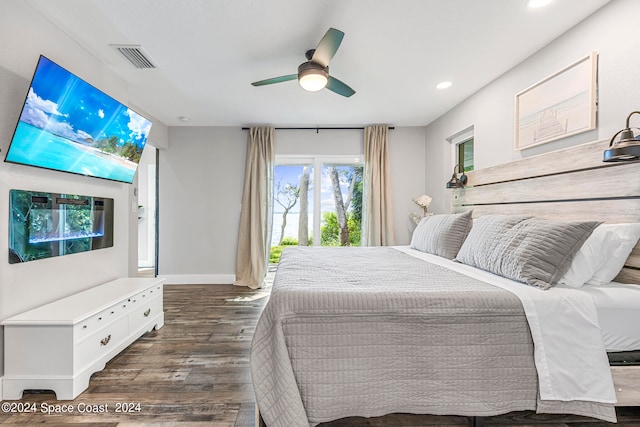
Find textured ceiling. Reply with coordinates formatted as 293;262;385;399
25;0;612;127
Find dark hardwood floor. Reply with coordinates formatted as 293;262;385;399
1;284;639;426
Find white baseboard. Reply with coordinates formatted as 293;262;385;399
158;274;236;285
0;376;3;401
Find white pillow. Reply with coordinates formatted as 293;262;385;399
558;223;640;287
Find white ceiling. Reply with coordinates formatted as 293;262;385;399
25;0;611;127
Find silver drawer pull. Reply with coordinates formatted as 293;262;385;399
100;335;112;346
144;309;151;317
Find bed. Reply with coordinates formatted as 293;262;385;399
251;138;640;427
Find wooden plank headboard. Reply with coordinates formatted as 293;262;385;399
452;138;640;284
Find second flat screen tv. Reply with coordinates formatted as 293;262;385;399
4;55;152;184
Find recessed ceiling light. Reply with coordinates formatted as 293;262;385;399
436;81;452;90
527;0;553;8
178;116;191;123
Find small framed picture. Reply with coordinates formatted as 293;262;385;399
514;52;598;150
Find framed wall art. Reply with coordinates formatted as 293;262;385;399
514;52;598;150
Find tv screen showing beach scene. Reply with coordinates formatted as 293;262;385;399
4;55;152;184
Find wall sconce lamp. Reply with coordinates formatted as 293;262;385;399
603;111;640;162
446;164;468;189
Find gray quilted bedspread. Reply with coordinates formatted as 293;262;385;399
250;246;615;426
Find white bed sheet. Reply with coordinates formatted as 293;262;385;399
563;282;640;352
394;246;617;404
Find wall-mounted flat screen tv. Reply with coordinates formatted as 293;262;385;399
4;55;152;184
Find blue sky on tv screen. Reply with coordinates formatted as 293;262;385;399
20;56;151;148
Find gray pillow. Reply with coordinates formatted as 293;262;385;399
455;215;602;289
410;210;473;259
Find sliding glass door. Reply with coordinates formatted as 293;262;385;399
271;156;363;263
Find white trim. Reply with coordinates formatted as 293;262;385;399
138;164;156;268
146;164;157;267
158;274;236;285
447;125;474;146
0;376;3;401
447;126;475;171
313;160;321;244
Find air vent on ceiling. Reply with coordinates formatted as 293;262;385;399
110;44;157;69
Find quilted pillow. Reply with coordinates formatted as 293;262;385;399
409;210;473;259
456;215;601;290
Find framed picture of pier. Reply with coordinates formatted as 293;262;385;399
514;52;597;150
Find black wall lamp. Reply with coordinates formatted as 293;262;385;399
603;111;640;162
446;164;468;189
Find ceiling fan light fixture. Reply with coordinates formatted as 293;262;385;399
298;62;329;92
299;72;327;92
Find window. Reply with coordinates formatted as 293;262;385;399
457;137;474;172
448;126;474;173
271;156;363;263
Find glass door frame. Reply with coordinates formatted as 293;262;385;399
275;154;363;245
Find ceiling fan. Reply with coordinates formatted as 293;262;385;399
251;28;355;97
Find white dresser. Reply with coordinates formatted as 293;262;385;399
2;277;164;400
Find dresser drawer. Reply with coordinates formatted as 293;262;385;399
130;283;163;306
74;302;125;341
129;295;163;331
75;316;129;371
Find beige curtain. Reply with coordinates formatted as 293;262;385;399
234;126;275;289
362;125;396;246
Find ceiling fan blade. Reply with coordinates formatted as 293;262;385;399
311;28;344;67
326;76;355;97
251;74;297;86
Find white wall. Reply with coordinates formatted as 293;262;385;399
158;126;425;283
0;1;166;383
424;0;640;214
388;127;428;244
0;0;128;331
158;127;247;284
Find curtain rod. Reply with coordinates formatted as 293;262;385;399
241;126;395;132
